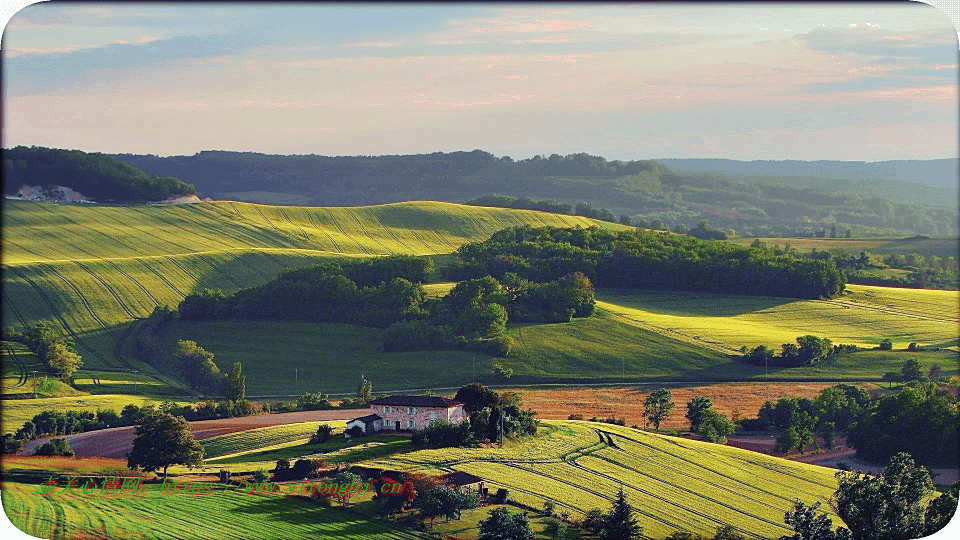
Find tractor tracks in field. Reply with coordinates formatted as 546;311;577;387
73;261;140;320
104;260;160;306
3;342;28;388
39;263;117;338
5;266;108;366
133;258;187;298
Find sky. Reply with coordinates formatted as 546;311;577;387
1;2;958;161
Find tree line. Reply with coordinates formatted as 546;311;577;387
177;254;595;355
449;225;846;299
740;335;858;368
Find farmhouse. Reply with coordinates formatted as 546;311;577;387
346;395;466;435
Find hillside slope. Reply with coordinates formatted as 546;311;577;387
1;200;627;375
366;420;840;539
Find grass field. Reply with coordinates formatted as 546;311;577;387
365;421;840;539
1;394;164;435
597;284;959;353
726;235;959;259
0;479;430;540
2;199;626;379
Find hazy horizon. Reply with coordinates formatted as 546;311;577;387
3;3;958;161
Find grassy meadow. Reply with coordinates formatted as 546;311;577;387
1;479;430;540
597;284;959;352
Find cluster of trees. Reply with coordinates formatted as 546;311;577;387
778;453;958;540
33;438;75;457
739;385;870;455
4;323;83;381
179;255;433;328
171;340;247;404
383;273;595;353
409;384;539;448
685;396;736;444
3;146;195;202
449;225;846;299
741;336;857;368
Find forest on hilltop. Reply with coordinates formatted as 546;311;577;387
114;149;957;238
3;146;196;203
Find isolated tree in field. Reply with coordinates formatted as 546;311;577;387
899;358;923;382
126;412;203;478
685;396;713;432
601;487;642;540
779;500;851;540
422;485;477;524
643;388;675;431
829;452;932;540
356;375;373;403
332;471;363;506
477;506;536;540
226;362;245;402
45;341;82;381
878;338;892;350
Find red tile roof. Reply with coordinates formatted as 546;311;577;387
369;395;463;408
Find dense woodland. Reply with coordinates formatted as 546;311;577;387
113;149;958;238
2;146;195;203
449;225;846;299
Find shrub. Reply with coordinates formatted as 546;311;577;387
309;424;333;444
33;438;75;457
252;469;269;483
879;338;893;350
494;487;510;504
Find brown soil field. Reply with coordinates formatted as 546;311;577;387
503;382;882;430
17;409;356;459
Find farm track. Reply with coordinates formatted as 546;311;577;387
163;256;212;291
40;263;117;338
318;208;372;255
133;258;187;298
3;343;28;388
277;208;311;243
588;431;793;534
348;212;395;254
301;211;343;253
823;298;959;323
73;261;140;320
2;290;29;328
104;260;161;306
4;266;108;366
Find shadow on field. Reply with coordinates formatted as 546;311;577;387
596;288;799;317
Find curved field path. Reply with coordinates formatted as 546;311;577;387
19;409;355;459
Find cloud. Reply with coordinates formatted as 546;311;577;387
799;25;957;63
341;41;399;48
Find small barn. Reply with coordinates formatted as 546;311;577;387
345;413;382;437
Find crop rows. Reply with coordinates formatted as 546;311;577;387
200;421;344;460
369;421;838;539
1;480;429;539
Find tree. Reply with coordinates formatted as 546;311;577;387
776;427;802;455
174;340;221;395
44;341;82;382
878;338;892;350
478;506;536;540
226;362;246;402
33;438;75;456
455;383;500;416
779;500;851;540
924;480;959;536
899;358;923;382
696;409;735;444
600;488;642;539
643;388;675;431
126;412;203;478
332;471;363;506
829;452;933;540
356;375;373;403
685;396;714;433
309;424;333;444
421;485;477;524
881;372;901;389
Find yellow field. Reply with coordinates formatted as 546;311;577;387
366;420;839;539
597;284;959;353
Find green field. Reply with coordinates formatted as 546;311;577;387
726;235;960;259
200;421;346;460
597;284;959;353
1;394;165;435
364;421;840;539
1;199;627;381
0;479;429;540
